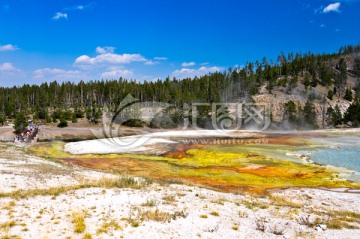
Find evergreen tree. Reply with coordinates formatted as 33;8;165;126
327;90;334;100
283;100;297;123
71;114;78;123
0;115;5;126
303;98;318;129
326;105;342;127
13;112;27;134
335;58;347;94
57;117;68;128
310;75;318;87
344;88;353;101
303;72;311;92
354;57;360;78
344;102;360;127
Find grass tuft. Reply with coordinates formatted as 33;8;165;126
72;211;86;233
96;219;122;234
142;209;172;222
210;211;219;216
141;199;157;207
82;233;92;239
0;220;16;231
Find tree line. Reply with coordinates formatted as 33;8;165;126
1;45;360;131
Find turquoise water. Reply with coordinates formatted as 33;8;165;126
310;145;360;172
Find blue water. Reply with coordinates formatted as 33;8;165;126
310;145;360;172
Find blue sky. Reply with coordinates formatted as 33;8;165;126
0;0;359;87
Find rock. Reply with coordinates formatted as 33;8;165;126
315;224;327;231
315;226;323;232
319;224;327;230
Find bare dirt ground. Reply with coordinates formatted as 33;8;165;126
0;126;15;142
36;118;179;142
1;143;360;239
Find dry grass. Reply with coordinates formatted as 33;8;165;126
243;200;270;210
0;177;149;199
0;220;16;232
211;198;227;205
1;236;22;239
210;211;219;216
255;217;266;232
269;195;303;208
1;201;15;210
82;233;92;239
200;214;208;218
142;209;172;222
97;219;122;234
255;219;266;232
141;199;157;207
72;211;86;233
162;195;176;203
269;224;285;235
324;215;360;229
239;211;249;218
297;215;314;227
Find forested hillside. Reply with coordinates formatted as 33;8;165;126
1;45;360;130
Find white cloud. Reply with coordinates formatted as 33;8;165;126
181;62;196;67
171;66;222;79
65;3;96;11
0;63;23;83
0;44;18;52
52;12;68;20
319;24;326;28
154;57;167;61
74;51;147;69
100;69;133;79
323;2;341;13
33;68;85;82
144;60;159;65
96;46;116;54
0;62;18;71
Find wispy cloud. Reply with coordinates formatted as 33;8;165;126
65;2;96;11
52;12;68;20
314;5;324;14
172;66;222;79
100;69;133;79
144;60;159;65
0;44;18;52
319;24;326;28
0;62;18;71
154;57;167;61
96;46;116;54
52;2;96;21
181;62;196;67
0;63;23;83
323;2;341;13
33;68;86;82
